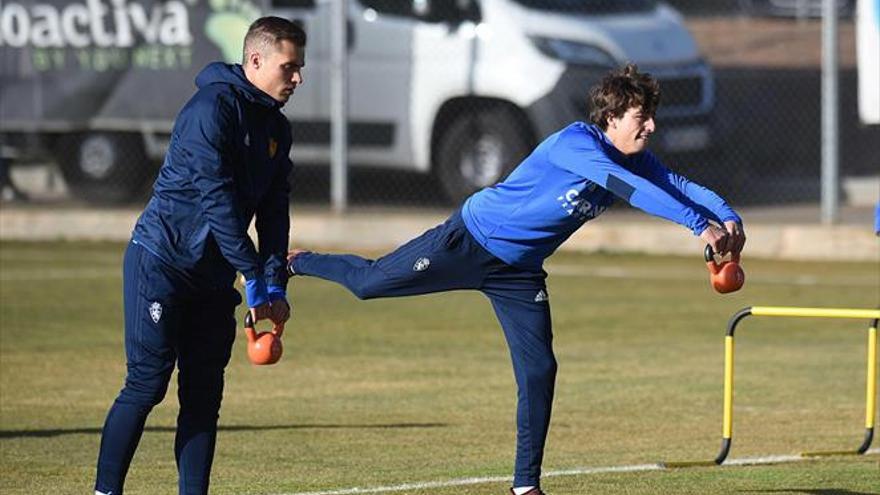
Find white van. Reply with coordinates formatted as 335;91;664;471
277;0;715;201
0;0;714;203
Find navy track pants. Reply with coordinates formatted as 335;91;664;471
292;212;556;486
95;241;240;495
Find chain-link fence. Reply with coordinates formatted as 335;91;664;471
1;0;876;209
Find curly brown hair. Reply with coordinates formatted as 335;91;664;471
588;64;660;130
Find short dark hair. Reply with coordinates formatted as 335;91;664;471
242;16;307;63
588;64;660;130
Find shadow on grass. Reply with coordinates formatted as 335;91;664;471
742;490;880;495
0;423;448;439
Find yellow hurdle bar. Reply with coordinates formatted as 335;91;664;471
857;322;877;455
722;336;735;441
867;324;877;432
714;308;880;464
750;307;880;320
665;308;879;468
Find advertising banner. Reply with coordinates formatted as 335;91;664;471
0;0;261;130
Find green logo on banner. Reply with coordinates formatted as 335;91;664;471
204;0;261;63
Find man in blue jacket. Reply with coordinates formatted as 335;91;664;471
94;17;305;495
287;64;745;495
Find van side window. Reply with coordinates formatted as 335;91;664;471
359;0;417;17
359;0;480;23
433;0;480;22
271;0;316;7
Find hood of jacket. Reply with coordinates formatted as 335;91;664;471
195;62;280;109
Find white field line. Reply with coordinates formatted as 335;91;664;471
269;467;664;495
272;450;879;495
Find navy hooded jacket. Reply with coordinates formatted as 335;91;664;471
132;62;293;308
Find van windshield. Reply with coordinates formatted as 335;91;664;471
510;0;657;14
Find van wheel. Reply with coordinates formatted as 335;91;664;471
56;133;154;204
435;107;533;204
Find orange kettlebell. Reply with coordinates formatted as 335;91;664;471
704;244;745;294
244;311;283;365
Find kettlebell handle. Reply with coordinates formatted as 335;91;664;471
704;244;740;264
704;244;715;263
243;311;284;337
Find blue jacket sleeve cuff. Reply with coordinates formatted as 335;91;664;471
244;278;269;308
267;284;287;302
692;217;709;236
720;214;743;225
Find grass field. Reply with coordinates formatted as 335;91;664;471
1;241;878;495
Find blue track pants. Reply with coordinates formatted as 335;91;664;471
292;212;556;487
95;242;240;495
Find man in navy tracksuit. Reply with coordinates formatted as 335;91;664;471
287;64;746;495
94;17;305;495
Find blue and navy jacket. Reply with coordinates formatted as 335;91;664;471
132;63;292;307
462;122;742;271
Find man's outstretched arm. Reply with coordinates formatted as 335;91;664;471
639;151;745;255
551;141;735;253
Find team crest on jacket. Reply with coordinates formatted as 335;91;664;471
268;138;278;158
149;302;162;323
413;257;430;272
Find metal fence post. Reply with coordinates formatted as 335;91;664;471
821;0;840;224
331;0;349;213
